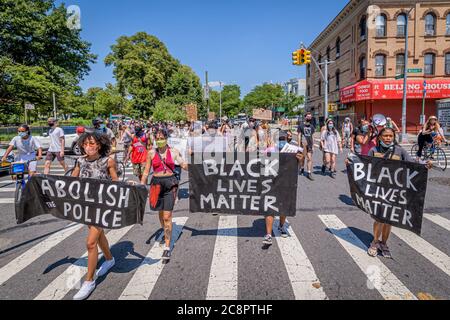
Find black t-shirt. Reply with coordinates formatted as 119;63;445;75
298;123;315;147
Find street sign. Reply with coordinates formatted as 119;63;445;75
408;68;422;73
395;74;404;80
25;103;35;110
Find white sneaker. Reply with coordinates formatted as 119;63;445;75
73;281;96;300
96;258;115;278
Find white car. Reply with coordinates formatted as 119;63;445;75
34;133;80;155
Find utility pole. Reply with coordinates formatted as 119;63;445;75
219;81;222;120
52;92;57;119
205;71;210;115
400;7;415;144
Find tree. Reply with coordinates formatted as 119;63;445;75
0;0;96;122
242;83;284;112
221;85;242;117
105;32;179;117
282;93;305;116
152;98;186;122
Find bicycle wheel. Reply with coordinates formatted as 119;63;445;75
410;144;420;159
435;148;447;171
14;182;23;221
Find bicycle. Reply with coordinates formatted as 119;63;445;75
9;159;36;216
411;139;448;171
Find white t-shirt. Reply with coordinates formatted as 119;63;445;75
48;127;65;152
9;136;41;160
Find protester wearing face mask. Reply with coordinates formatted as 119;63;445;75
44;118;68;175
365;128;432;259
355;120;377;156
298;112;316;180
125;126;148;181
2;125;42;176
70;131;119;300
141;130;188;261
320;119;342;178
92;117;116;147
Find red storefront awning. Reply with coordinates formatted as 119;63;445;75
340;79;450;104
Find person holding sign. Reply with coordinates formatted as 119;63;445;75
320;119;343;179
366;127;432;259
141;129;188;261
355;120;377;156
70;131;119;300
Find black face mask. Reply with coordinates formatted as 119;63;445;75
48;123;55;127
287;137;292;143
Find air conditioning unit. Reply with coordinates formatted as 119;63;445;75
425;29;435;36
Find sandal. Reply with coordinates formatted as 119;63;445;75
367;241;379;257
379;243;392;259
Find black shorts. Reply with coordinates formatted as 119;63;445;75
150;175;178;212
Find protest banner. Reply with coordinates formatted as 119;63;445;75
16;175;148;229
189;153;298;216
168;137;188;160
186;104;198;122
253;108;272;121
347;153;428;235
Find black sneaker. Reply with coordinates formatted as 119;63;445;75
307;173;315;181
299;168;304;176
162;248;171;260
330;171;336;179
278;225;288;238
321;165;326;174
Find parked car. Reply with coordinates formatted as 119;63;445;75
0;148;14;174
34;132;79;155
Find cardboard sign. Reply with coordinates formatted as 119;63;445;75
186;104;198;122
253;109;272;121
208;112;216;121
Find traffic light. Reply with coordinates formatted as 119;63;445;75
292;50;301;65
299;49;306;64
304;50;312;65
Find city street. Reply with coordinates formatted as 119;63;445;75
0;150;449;300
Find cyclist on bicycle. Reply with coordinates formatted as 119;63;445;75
341;117;353;149
2;124;43;176
417;115;441;159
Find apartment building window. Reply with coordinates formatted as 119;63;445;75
397;14;407;37
375;54;386;77
446;53;450;75
424;53;435;75
446;14;450;35
376;14;387;37
327;75;330;93
327;47;331;61
307;85;310;96
318;54;322;69
336;38;341;58
359;56;366;79
336;70;340;90
318;80;321;97
360;16;367;41
396;54;405;76
425;13;436;36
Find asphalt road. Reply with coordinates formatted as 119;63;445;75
0;151;449;300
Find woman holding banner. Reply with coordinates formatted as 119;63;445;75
71;131;119;300
141;129;188;261
366;127;432;259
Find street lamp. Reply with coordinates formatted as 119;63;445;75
208;81;225;120
400;7;415;144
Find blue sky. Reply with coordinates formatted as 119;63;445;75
59;0;348;95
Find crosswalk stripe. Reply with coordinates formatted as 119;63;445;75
424;214;450;232
0;198;14;204
34;225;133;300
0;180;15;186
273;218;327;300
0;223;83;286
318;215;416;300
118;217;189;300
206;215;238;300
391;227;450;277
0;188;15;192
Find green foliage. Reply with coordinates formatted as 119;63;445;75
152;98;186;122
242;83;284;112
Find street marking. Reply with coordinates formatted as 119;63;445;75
0;223;83;286
0;188;15;192
206;215;238;300
424;214;450;232
0;198;14;204
318;215;416;300
119;217;189;300
34;225;133;300
0;180;15;186
392;227;450;277
273;218;327;300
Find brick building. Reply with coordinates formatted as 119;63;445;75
305;0;450;132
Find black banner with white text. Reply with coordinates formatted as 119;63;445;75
188;153;298;216
347;153;428;235
16;175;148;229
